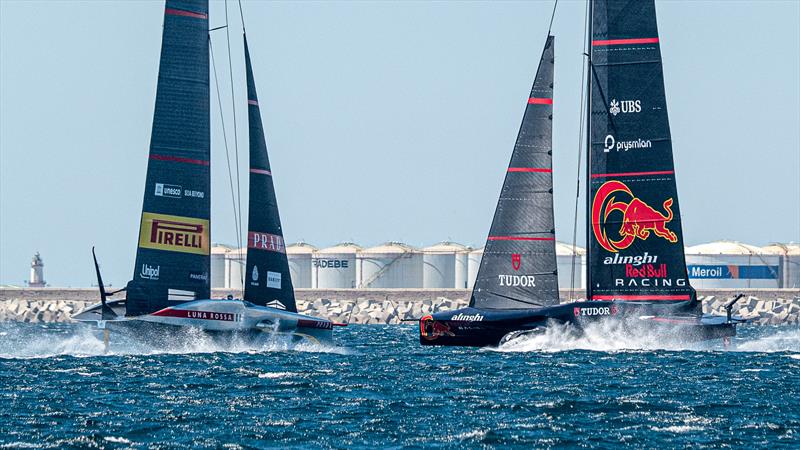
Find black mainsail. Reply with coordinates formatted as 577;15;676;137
126;0;211;316
242;36;297;313
587;0;695;306
470;36;558;310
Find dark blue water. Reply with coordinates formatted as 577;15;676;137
0;323;798;448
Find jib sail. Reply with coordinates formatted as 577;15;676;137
126;0;211;316
470;36;558;310
586;0;695;305
242;36;297;313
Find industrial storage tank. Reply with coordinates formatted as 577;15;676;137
555;241;586;290
685;241;781;289
286;242;316;289
422;242;468;288
313;243;360;288
224;248;247;291
762;243;800;288
211;244;233;289
357;242;423;288
466;246;484;289
455;248;469;289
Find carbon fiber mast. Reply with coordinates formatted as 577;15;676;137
586;0;697;308
126;0;211;316
242;35;297;313
469;36;558;310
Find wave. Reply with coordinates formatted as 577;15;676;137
0;322;350;359
492;321;800;354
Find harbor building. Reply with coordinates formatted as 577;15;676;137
212;240;797;290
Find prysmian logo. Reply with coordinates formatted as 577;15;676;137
155;183;182;198
573;306;617;317
497;275;536;287
608;99;641;116
451;313;484;322
603;135;652;153
602;252;658;267
140;263;160;280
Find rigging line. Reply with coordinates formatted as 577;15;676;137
569;0;590;303
237;0;246;33
210;39;244;266
546;0;559;35
224;0;244;294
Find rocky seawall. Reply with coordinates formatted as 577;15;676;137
0;288;798;326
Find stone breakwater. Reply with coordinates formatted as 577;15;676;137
1;288;798;325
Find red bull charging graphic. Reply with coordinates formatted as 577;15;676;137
592;180;678;253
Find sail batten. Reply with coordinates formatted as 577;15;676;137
242;35;297;313
470;36;558;310
587;0;696;306
126;0;211;317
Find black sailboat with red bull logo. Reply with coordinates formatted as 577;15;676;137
420;0;743;347
74;0;338;344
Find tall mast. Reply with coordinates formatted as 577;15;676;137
584;0;593;300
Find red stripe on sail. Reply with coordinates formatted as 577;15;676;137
508;168;552;173
528;98;553;104
488;236;555;241
250;168;272;176
591;170;673;179
150;154;209;166
248;100;259;106
592;38;659;46
591;295;690;301
165;8;208;19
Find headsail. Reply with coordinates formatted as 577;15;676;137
126;0;211;317
470;36;558;310
242;36;297;313
587;0;696;305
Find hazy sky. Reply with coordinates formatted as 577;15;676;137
1;0;798;287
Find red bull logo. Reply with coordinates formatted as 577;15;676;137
419;315;455;341
592;180;678;253
512;254;521;271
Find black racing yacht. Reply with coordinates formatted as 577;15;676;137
420;0;744;347
74;0;339;344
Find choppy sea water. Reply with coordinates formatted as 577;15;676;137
0;323;798;449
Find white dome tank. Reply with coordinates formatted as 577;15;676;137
466;246;484;289
314;243;360;288
422;242;467;288
685;240;781;289
224;248;247;291
357;242;422;288
555;241;586;290
287;242;316;288
455;248;469;289
211;244;233;289
763;243;800;288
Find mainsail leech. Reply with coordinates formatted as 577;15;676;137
242;35;297;313
587;0;696;306
470;36;558;310
127;0;211;317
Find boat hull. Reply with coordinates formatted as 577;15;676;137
419;301;739;348
73;299;334;345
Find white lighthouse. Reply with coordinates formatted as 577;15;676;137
29;252;46;287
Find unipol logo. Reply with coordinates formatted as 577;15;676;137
608;99;641;116
140;263;160;280
512;254;521;271
248;231;286;254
